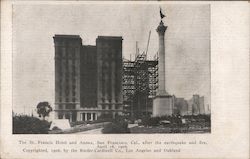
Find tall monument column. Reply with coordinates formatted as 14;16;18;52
157;20;168;95
153;9;174;117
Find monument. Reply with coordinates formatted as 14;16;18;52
153;8;174;117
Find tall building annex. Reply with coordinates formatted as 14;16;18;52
54;35;123;122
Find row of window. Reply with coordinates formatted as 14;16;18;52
58;66;77;74
101;105;120;110
58;97;77;102
58;104;76;110
58;86;76;95
80;113;97;121
57;48;78;58
100;97;120;103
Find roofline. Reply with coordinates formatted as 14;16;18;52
53;34;81;39
97;36;123;40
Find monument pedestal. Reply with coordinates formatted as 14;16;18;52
153;95;174;117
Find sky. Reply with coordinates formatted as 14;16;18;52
13;3;210;115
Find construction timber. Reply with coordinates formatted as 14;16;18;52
123;52;158;118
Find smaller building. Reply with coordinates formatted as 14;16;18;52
172;95;206;116
173;97;188;116
187;94;206;115
199;96;205;114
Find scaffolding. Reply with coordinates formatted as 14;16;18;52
122;52;158;118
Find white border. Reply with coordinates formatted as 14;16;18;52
1;1;249;159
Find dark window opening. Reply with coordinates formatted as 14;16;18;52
66;105;75;109
59;105;63;109
87;113;91;120
81;113;85;121
58;114;63;119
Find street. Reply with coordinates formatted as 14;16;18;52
74;128;103;134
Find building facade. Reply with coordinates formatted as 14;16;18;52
187;94;205;115
54;35;123;122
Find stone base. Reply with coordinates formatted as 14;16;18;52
153;95;174;117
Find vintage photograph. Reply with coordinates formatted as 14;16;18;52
12;4;211;134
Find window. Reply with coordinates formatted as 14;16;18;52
72;72;76;77
66;105;75;109
65;77;69;83
87;113;91;120
81;113;85;121
59;105;63;109
65;89;69;95
115;105;119;109
58;114;63;119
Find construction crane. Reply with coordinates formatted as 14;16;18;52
145;30;151;60
135;41;139;58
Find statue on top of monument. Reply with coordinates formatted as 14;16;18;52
160;7;166;20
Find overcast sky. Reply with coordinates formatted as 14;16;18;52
13;4;210;114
